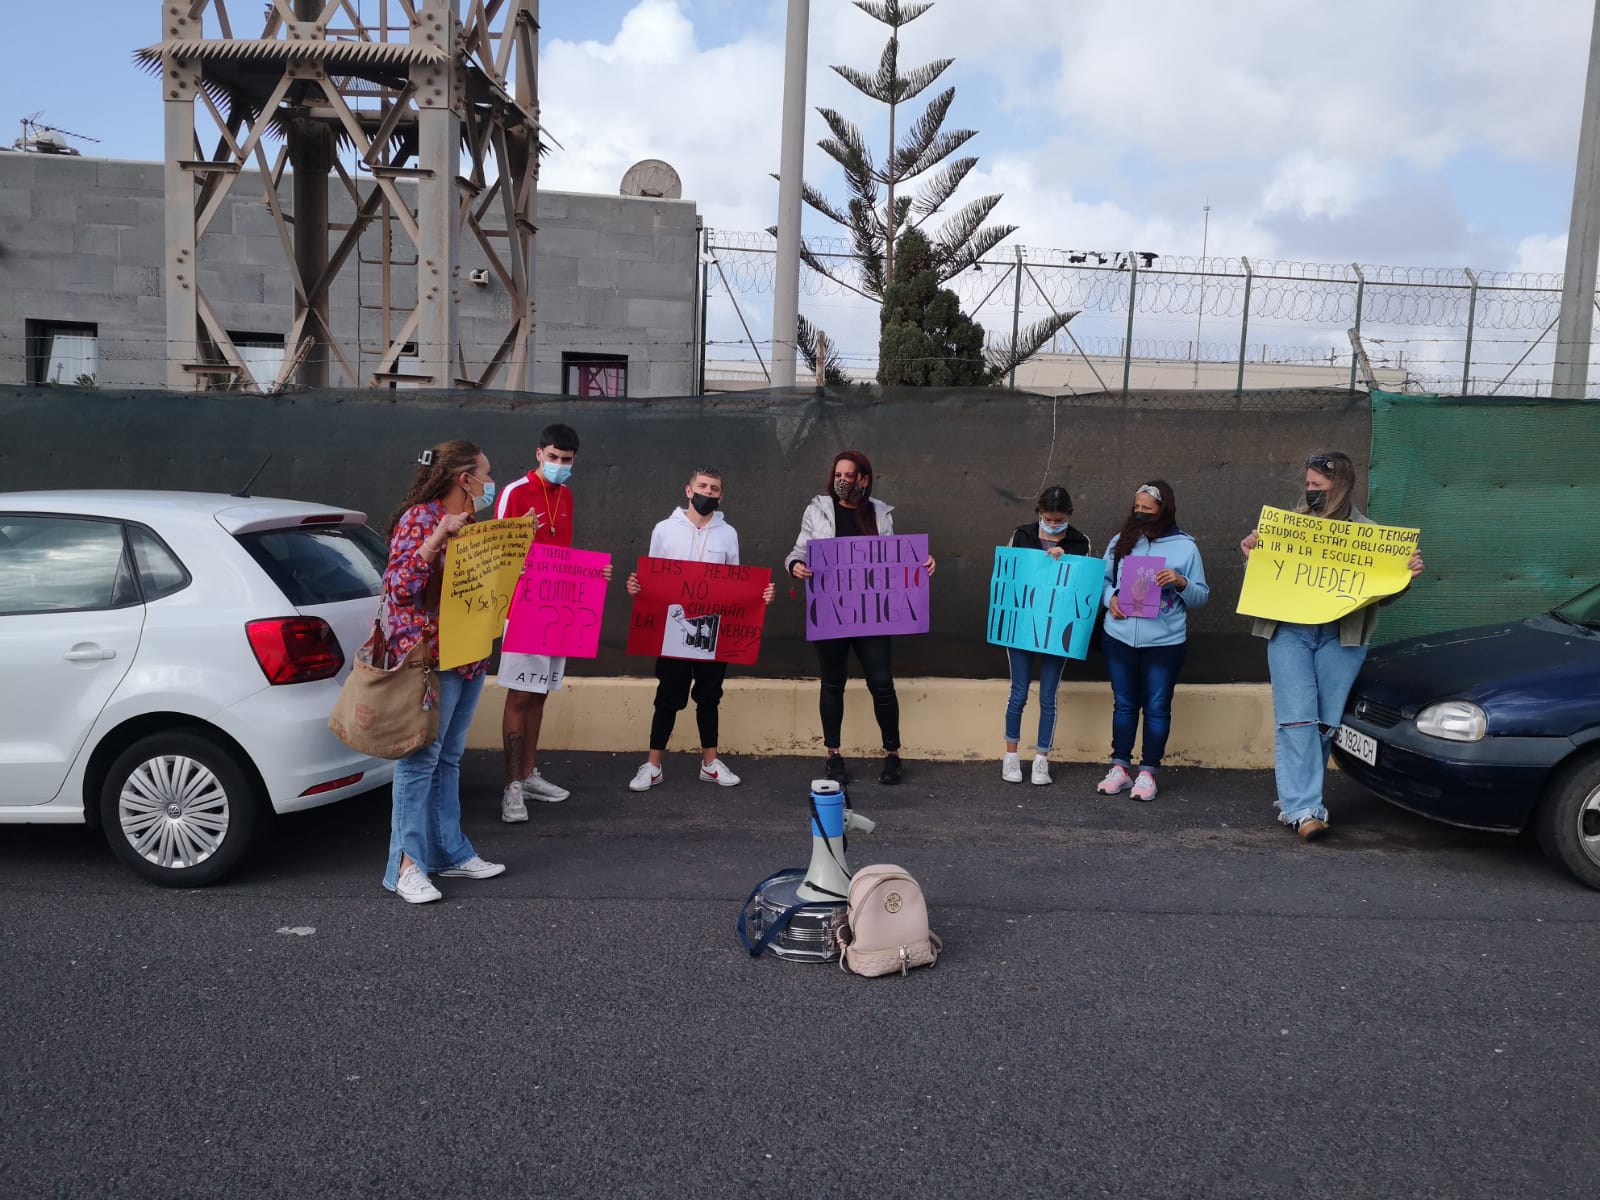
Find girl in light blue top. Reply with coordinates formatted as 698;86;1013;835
1097;480;1209;802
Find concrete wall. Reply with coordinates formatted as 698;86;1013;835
0;154;699;396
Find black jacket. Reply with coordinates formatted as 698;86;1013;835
1009;522;1092;557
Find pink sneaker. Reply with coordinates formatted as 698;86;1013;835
1130;770;1158;802
1096;764;1133;795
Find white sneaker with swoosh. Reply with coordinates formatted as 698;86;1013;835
699;758;741;787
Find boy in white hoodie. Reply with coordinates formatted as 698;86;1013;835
624;467;775;791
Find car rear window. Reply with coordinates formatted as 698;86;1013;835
235;524;387;606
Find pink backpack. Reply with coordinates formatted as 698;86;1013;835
836;864;942;977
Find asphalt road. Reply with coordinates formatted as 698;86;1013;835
4;751;1598;1199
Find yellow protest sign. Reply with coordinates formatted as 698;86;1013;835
438;517;536;669
1237;505;1418;625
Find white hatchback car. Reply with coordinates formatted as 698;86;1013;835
0;490;395;885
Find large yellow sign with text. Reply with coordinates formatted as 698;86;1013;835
438;517;535;669
1236;506;1418;625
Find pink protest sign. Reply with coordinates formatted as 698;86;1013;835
502;543;611;658
1119;555;1165;618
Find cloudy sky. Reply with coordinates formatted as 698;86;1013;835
3;0;1595;382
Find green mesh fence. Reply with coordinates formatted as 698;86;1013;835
1367;390;1600;645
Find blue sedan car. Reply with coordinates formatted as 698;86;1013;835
1331;584;1600;889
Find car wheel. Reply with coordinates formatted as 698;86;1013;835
1535;755;1600;891
99;731;261;887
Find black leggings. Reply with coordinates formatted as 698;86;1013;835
815;635;900;752
649;658;728;750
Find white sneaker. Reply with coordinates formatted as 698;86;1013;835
439;854;506;879
1031;755;1052;786
628;762;663;792
395;863;441;904
521;769;570;803
699;758;741;787
501;782;529;823
1130;770;1158;802
1096;764;1133;795
1001;752;1023;783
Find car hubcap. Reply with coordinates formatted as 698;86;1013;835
118;755;230;869
1580;785;1600;870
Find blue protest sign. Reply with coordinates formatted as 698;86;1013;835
986;547;1102;660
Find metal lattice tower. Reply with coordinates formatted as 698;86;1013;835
139;1;541;391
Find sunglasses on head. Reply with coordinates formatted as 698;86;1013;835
1306;455;1341;474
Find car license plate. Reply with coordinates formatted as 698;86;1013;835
1335;724;1377;766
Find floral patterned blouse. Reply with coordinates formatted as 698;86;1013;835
380;501;487;680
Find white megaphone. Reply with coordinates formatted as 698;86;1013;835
796;779;874;902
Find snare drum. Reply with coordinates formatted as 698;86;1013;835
746;869;847;962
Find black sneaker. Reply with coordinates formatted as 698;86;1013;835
878;753;902;785
825;753;849;784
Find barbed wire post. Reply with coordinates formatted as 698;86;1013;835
1009;244;1023;389
1461;267;1479;395
1121;250;1138;397
1235;256;1253;398
1348;263;1365;396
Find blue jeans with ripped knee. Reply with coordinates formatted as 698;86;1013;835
1267;621;1367;825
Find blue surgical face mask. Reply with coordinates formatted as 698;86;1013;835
1039;519;1070;535
468;474;496;514
541;460;573;486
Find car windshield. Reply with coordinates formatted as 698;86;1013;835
1553;583;1600;628
236;523;387;606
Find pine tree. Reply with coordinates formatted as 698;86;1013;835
878;228;988;386
790;0;1073;385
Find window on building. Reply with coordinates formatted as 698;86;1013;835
26;321;99;386
395;341;423;389
229;331;287;393
562;352;628;398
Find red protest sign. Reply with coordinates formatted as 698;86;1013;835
625;557;772;665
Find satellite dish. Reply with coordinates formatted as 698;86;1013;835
620;159;683;200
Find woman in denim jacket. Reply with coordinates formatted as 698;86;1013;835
1240;451;1424;841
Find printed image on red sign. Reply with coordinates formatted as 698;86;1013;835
502;543;611;659
625;557;773;665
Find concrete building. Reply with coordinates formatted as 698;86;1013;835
0;153;701;397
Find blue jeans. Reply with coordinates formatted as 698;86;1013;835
383;670;486;888
1004;648;1067;752
1267;621;1368;824
1101;636;1188;772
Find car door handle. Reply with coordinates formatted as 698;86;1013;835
63;646;117;662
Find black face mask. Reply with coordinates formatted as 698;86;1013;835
690;493;720;516
1305;489;1328;512
1131;512;1155;525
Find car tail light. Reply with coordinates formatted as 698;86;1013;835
246;617;345;684
301;772;365;797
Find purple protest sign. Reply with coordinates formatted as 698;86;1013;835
1119;555;1165;618
804;534;930;641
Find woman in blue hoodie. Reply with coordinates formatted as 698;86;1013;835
1096;480;1209;802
